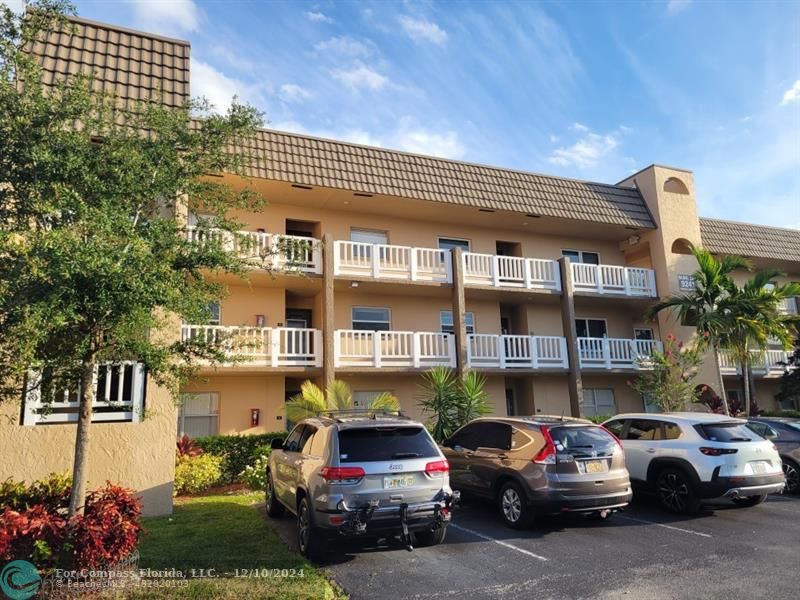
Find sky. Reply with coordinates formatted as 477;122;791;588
7;0;800;228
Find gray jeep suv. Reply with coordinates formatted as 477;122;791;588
266;411;458;558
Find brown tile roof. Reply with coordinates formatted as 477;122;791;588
236;129;656;229
26;15;190;110
699;218;800;263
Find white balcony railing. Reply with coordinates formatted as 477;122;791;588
181;325;322;367
333;241;452;283
462;253;561;291
578;338;663;370
23;362;146;425
718;349;793;376
467;334;568;369
335;330;456;368
570;263;656;297
186;227;322;274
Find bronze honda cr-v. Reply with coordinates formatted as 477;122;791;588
441;416;632;528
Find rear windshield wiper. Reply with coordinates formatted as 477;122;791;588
391;452;422;458
726;437;752;442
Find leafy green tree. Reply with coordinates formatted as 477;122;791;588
284;380;400;423
0;2;265;515
417;367;491;442
777;334;800;411
629;334;704;412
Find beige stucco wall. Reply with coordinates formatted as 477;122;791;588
0;380;176;517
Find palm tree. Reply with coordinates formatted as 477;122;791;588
648;245;750;415
284;380;400;423
417;367;491;441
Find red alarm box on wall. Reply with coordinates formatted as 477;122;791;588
250;408;260;427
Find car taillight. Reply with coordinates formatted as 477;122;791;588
533;426;556;464
699;447;738;456
425;460;449;476
320;466;365;483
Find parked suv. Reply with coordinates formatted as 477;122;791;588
441;416;632;528
603;413;785;513
265;411;458;558
747;417;800;494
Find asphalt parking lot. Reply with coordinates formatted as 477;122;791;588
270;493;800;599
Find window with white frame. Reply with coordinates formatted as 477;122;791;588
352;307;391;331
350;228;388;245
353;390;392;409
581;388;616;417
575;318;607;338
634;328;654;340
440;310;475;335
178;392;219;438
206;302;221;325
562;249;600;264
438;237;471;251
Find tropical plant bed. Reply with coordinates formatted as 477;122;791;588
121;492;344;599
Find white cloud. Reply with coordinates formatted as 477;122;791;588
305;11;333;24
190;59;246;113
398;15;448;45
127;0;201;35
313;36;372;58
549;134;560;143
570;122;589;132
548;124;631;169
0;0;24;14
279;83;312;103
667;0;692;15
331;64;389;91
780;80;800;106
395;129;464;159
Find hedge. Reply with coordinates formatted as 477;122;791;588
194;432;287;484
760;410;800;419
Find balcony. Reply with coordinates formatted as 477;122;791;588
467;334;568;369
578;337;663;370
181;325;322;367
335;330;456;368
719;349;793;377
462;253;561;291
333;241;452;283
570;263;656;297
186;227;322;274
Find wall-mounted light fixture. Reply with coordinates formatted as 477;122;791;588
255;314;265;327
351;281;360;288
628;235;641;246
250;408;260;427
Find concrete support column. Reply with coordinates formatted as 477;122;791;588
322;233;335;389
451;247;468;377
558;257;582;417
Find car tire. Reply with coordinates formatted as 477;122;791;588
782;459;800;494
732;494;768;507
297;496;324;560
265;472;284;518
414;526;447;547
656;468;700;514
498;481;533;529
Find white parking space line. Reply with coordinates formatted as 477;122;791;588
449;524;548;561
616;514;712;538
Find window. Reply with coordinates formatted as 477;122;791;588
350;228;388;245
283;425;305;452
695;422;756;442
447;423;483;450
475;422;512;451
352;390;391;409
575;318;607;338
625;419;663;441
438;237;471;251
562;250;600;264
746;422;771;439
300;426;317;455
642;393;661;413
510;427;532;451
310;428;326;456
440;310;475;335
634;328;654;340
337;426;439;462
663;422;682;440
352;307;391;331
549;425;618;457
178;393;219;438
207;302;220;326
604;419;626;438
580;388;616;417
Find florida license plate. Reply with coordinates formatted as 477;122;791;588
750;461;769;475
582;460;608;474
384;475;415;489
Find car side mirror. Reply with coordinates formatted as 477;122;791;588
270;438;284;450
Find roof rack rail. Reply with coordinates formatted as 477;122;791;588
317;408;410;422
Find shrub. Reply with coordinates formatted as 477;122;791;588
586;415;612;424
240;449;271;491
176;434;203;458
174;454;223;495
194;432;287;484
0;479;141;570
0;472;72;512
761;409;800;418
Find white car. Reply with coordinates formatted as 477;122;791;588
603;412;785;513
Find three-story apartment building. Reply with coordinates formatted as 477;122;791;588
1;15;797;515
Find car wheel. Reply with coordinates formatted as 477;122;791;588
498;481;533;528
732;494;768;507
414;526;447;547
656;468;700;514
297;496;324;559
782;459;800;494
265;472;284;518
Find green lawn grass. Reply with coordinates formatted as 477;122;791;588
122;492;344;600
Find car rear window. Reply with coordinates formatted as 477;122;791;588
549;425;617;458
337;426;439;463
695;422;756;442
